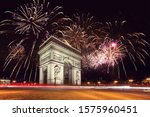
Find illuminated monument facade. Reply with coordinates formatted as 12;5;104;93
38;36;81;85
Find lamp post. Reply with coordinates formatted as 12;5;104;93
87;81;90;85
97;81;101;85
113;80;118;84
128;79;134;84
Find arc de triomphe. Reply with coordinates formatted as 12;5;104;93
38;36;81;85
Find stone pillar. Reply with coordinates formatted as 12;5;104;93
39;67;43;84
69;68;73;85
77;70;81;85
47;64;51;84
59;64;64;84
71;67;74;85
72;67;81;85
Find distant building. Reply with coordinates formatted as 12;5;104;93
0;79;11;84
38;36;82;85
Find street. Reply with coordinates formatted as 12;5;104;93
0;86;150;100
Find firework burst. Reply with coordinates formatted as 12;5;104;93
1;0;64;82
97;38;126;67
58;24;87;50
84;21;149;78
105;21;149;72
56;13;100;52
9;44;25;60
83;38;126;68
1;0;63;37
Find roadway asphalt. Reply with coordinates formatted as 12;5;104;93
0;86;150;100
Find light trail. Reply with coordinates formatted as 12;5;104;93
0;85;150;90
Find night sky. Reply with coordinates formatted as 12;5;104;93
0;0;150;82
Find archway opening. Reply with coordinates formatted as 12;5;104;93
43;69;47;84
64;62;72;85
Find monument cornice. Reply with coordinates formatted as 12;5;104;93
40;36;81;55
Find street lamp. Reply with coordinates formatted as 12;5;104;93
97;81;101;85
87;82;90;85
128;79;134;84
12;80;16;83
113;80;118;84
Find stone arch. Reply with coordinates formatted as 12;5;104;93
38;36;81;85
64;61;72;85
43;67;47;84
